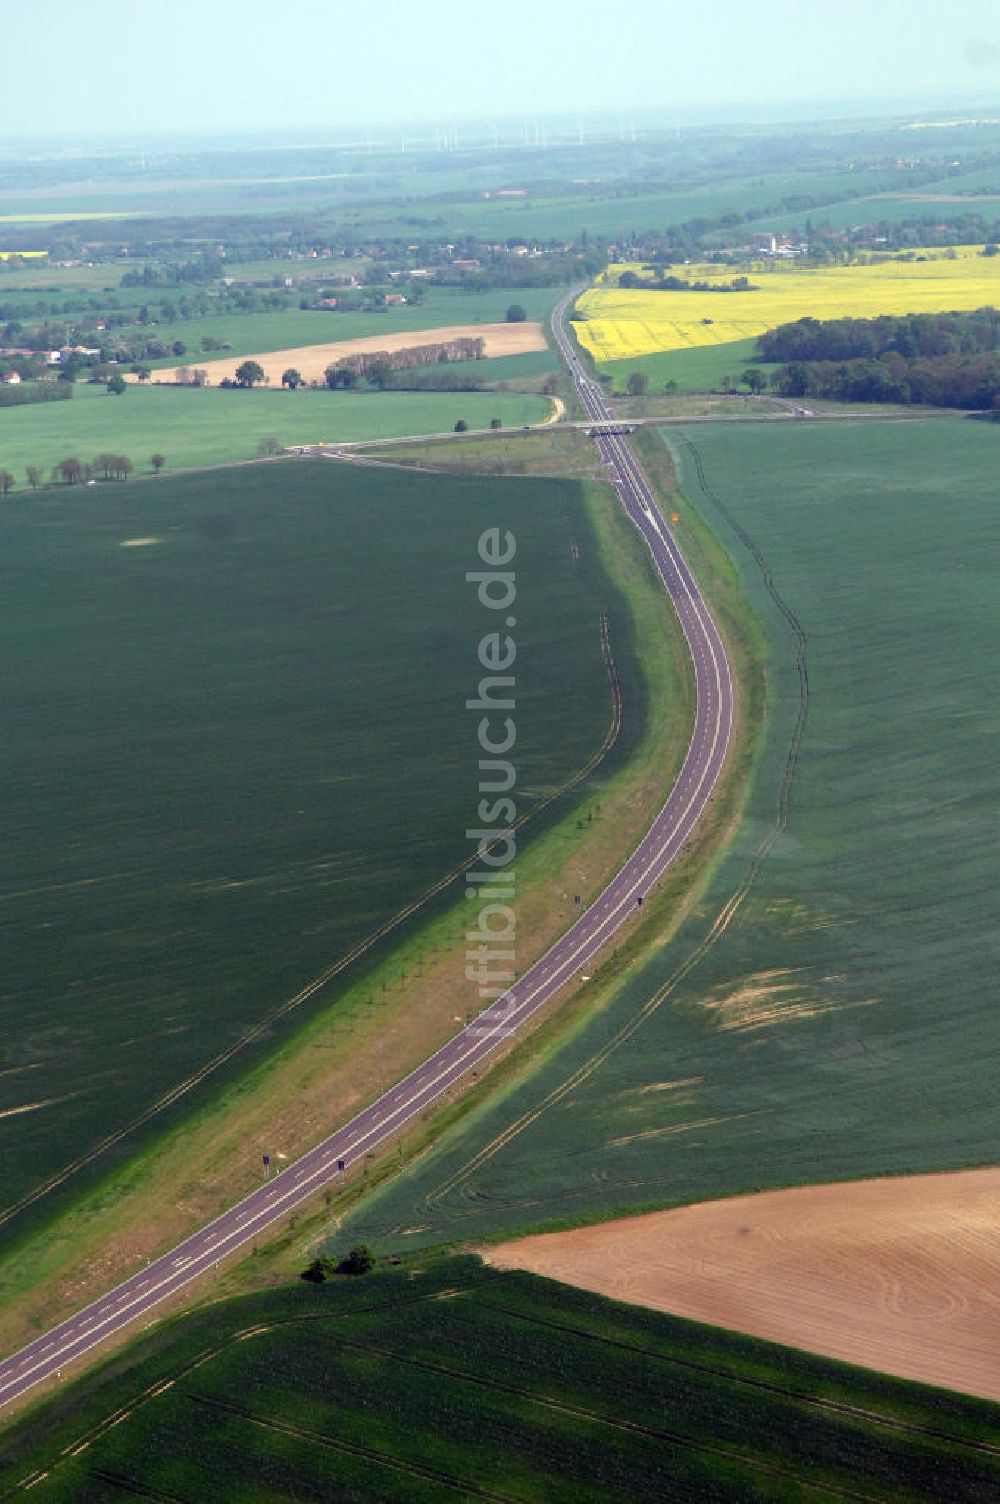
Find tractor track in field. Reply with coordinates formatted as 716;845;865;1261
480;1301;1000;1463
189;1334;885;1503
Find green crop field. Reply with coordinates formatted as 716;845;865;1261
340;416;999;1249
2;1254;997;1501
0;382;550;480
597;337;769;393
0;161;897;240
215;257;374;283
315;167;920;244
393;348;558;387
734;192;1000;240
0;458;631;1247
0;262;123;292
916;164;1000;193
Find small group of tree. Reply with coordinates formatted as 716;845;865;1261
714;370;766;394
53;457;87;484
90;453;135;481
301;1244;376;1282
0;470;14;496
281;367;303;389
740;368;768;393
303;281;427;314
625;370;680;396
234;360;266;387
45;453;137;485
173;367;210;387
505;303;527;322
257;435;282;456
121;252;224;288
323;337;487;391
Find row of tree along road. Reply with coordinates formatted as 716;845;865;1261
0;453;166;496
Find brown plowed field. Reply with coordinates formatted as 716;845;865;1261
154;321;548;386
485;1167;1000;1401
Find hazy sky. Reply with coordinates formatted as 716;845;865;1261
8;0;1000;139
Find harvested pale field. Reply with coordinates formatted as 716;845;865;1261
485;1167;1000;1401
153;321;548;386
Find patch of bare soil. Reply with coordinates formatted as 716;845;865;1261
485;1168;1000;1401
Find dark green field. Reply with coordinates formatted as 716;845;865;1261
0;458;633;1245
1;1254;997;1502
390;348;557;388
340;417;1000;1247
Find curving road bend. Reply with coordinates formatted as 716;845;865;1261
0;290;733;1414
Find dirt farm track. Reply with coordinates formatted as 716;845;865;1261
154;320;548;387
485;1167;1000;1401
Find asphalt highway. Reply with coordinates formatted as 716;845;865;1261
0;289;734;1414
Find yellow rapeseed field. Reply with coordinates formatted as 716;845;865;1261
575;248;1000;362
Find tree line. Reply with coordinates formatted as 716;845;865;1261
0;453;168;496
757;307;1000;363
618;270;757;292
0;381;73;408
325;335;486;387
759;308;1000;407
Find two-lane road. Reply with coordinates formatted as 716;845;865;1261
0;290;734;1415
